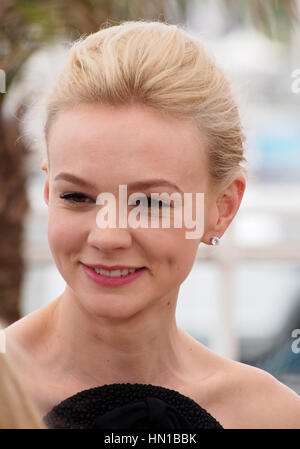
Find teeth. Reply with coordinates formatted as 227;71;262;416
93;268;138;277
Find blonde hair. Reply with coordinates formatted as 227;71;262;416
0;322;45;429
45;20;247;191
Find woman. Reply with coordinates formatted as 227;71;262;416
5;20;300;429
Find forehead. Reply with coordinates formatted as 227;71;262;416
47;103;208;192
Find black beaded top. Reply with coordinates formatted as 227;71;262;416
43;383;223;429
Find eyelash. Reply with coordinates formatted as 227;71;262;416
60;192;93;204
60;192;169;208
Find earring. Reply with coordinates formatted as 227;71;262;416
210;236;220;246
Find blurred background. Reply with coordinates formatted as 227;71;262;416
1;0;300;394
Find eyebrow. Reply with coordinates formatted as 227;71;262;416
54;172;183;192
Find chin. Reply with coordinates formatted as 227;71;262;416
78;294;145;320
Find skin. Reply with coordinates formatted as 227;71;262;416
5;102;300;428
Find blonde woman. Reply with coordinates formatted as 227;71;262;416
5;20;300;429
0;322;45;428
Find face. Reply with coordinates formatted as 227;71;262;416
44;103;213;319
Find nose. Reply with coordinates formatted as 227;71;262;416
87;222;132;252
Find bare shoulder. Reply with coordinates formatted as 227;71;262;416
4;298;59;355
210;358;300;429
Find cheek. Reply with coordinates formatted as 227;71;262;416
164;229;199;283
137;228;198;277
172;238;199;277
47;208;86;257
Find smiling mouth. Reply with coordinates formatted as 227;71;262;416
91;267;144;277
81;263;147;287
81;262;146;277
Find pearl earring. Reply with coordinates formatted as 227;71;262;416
210;236;220;246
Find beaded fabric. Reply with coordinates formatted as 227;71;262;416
43;383;223;429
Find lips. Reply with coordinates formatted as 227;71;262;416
81;263;147;287
83;263;144;270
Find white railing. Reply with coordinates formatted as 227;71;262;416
198;182;300;359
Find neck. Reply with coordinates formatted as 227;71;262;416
46;287;191;388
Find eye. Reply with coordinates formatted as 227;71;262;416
60;192;94;204
129;197;170;208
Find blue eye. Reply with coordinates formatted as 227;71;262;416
60;192;93;204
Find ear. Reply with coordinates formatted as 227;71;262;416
41;160;49;206
202;175;246;244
